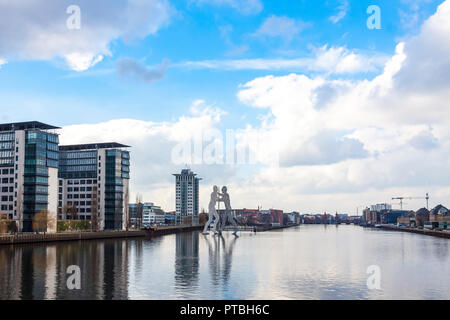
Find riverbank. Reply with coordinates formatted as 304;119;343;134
0;225;205;245
378;224;450;239
0;230;146;245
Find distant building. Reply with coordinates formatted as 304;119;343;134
165;211;176;225
173;169;201;225
285;212;300;225
270;209;284;226
141;202;165;226
218;208;260;225
365;207;411;225
430;204;450;223
370;203;392;212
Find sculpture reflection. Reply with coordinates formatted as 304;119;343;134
203;233;238;288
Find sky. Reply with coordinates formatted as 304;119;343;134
1;0;450;214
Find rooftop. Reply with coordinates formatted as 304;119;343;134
59;142;130;151
173;169;198;176
0;121;60;132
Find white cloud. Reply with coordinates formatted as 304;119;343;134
0;0;173;71
0;58;6;68
58;104;238;211
254;15;310;42
65;53;104;72
192;0;263;15
230;0;450;212
179;45;388;74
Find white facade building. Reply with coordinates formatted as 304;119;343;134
141;202;165;226
173;169;201;225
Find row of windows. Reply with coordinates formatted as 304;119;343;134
1;178;14;184
24;176;48;184
67;194;92;199
0;159;13;166
0;205;13;211
61;165;97;172
0;142;13;150
1;168;14;175
63;179;98;185
65;186;94;192
47;143;58;151
60;151;97;159
64;201;92;207
47;134;58;143
60;158;97;166
25;159;46;166
47;151;59;160
0;150;14;158
0;133;14;141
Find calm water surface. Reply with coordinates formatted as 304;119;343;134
0;225;449;300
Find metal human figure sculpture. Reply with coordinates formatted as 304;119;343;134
218;186;239;236
203;185;221;234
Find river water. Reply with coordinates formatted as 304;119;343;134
0;225;449;300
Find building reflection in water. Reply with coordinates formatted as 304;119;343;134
174;232;200;289
203;234;237;288
0;239;142;300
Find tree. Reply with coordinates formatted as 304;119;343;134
124;185;130;231
183;216;192;225
0;213;8;234
199;212;208;225
7;221;18;234
63;203;78;220
32;210;55;234
135;193;143;230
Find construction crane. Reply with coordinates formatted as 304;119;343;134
392;193;429;210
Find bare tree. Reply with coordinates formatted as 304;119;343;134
124;185;130;231
32;210;55;234
132;193;144;230
17;185;23;232
0;212;7;234
91;186;99;231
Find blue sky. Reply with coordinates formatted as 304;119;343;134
1;0;449;213
0;0;442;127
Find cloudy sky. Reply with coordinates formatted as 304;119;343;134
1;0;450;214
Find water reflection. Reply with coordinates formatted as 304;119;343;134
203;234;237;288
175;232;199;289
0;226;449;300
0;240;134;300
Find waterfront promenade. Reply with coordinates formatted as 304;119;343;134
379;225;450;239
0;225;203;245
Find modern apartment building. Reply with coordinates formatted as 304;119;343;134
173;169;201;225
142;202;165;226
0;122;59;232
58;143;131;230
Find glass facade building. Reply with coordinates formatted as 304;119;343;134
0;122;60;232
59;143;130;230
